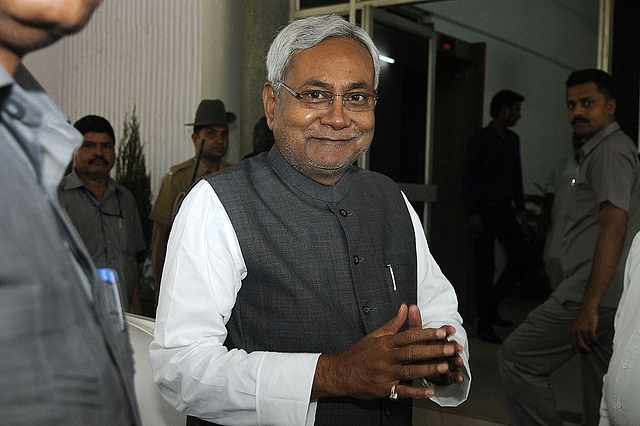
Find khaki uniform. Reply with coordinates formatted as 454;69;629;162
150;157;232;227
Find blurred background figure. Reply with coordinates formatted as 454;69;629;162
59;115;147;314
149;99;236;303
463;89;528;344
243;115;275;159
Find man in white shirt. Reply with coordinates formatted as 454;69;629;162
600;231;640;425
151;14;470;426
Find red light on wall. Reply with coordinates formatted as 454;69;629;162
442;42;453;51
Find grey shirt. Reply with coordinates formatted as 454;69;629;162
556;122;640;308
59;170;146;309
0;64;140;424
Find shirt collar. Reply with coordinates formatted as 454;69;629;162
62;168;118;198
267;145;352;203
578;121;621;162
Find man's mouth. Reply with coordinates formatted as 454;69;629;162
572;117;589;126
89;157;108;165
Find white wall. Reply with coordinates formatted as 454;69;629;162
202;0;244;164
23;0;243;199
418;0;599;195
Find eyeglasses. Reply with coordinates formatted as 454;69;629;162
279;82;378;112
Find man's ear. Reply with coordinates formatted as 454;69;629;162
606;97;617;117
262;82;277;130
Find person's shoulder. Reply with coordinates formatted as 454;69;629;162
59;172;84;192
468;124;493;142
168;157;196;176
599;127;636;157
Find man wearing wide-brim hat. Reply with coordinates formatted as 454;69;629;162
150;99;237;303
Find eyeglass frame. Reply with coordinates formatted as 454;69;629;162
277;82;378;112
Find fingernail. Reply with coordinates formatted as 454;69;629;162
436;329;446;339
437;363;449;373
443;345;454;356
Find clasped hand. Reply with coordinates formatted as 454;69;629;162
312;303;465;400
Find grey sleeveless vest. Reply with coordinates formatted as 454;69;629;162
194;148;418;425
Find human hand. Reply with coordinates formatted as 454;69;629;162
407;304;465;387
571;306;599;353
312;304;464;401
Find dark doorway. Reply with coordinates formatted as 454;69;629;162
369;11;431;219
368;7;485;322
430;38;485;322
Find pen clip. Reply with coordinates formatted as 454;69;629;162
386;264;397;291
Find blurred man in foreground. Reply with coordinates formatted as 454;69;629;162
0;1;140;424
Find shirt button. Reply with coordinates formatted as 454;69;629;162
623;362;628;369
353;255;362;264
385;406;391;416
617;402;622;409
571;178;576;185
6;101;23;118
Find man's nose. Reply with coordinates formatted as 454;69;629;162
321;97;349;128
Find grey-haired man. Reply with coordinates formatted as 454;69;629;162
151;14;470;426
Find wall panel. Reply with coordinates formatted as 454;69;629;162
25;0;203;198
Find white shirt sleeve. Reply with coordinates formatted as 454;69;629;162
150;180;319;425
403;193;471;406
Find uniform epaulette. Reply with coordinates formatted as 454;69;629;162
167;158;195;176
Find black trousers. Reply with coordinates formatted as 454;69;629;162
474;204;527;331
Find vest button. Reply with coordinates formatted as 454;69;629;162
353;255;362;264
339;209;349;217
363;305;371;314
385;406;392;416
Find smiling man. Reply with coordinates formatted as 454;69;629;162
0;0;141;424
500;69;640;426
151;14;470;426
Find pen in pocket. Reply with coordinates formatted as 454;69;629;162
386;264;397;291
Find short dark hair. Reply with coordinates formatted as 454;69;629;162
73;115;115;142
490;90;525;118
566;69;615;100
489;90;524;118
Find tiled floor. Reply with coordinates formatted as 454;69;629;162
413;295;583;426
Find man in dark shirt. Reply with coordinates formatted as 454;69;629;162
463;90;527;343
